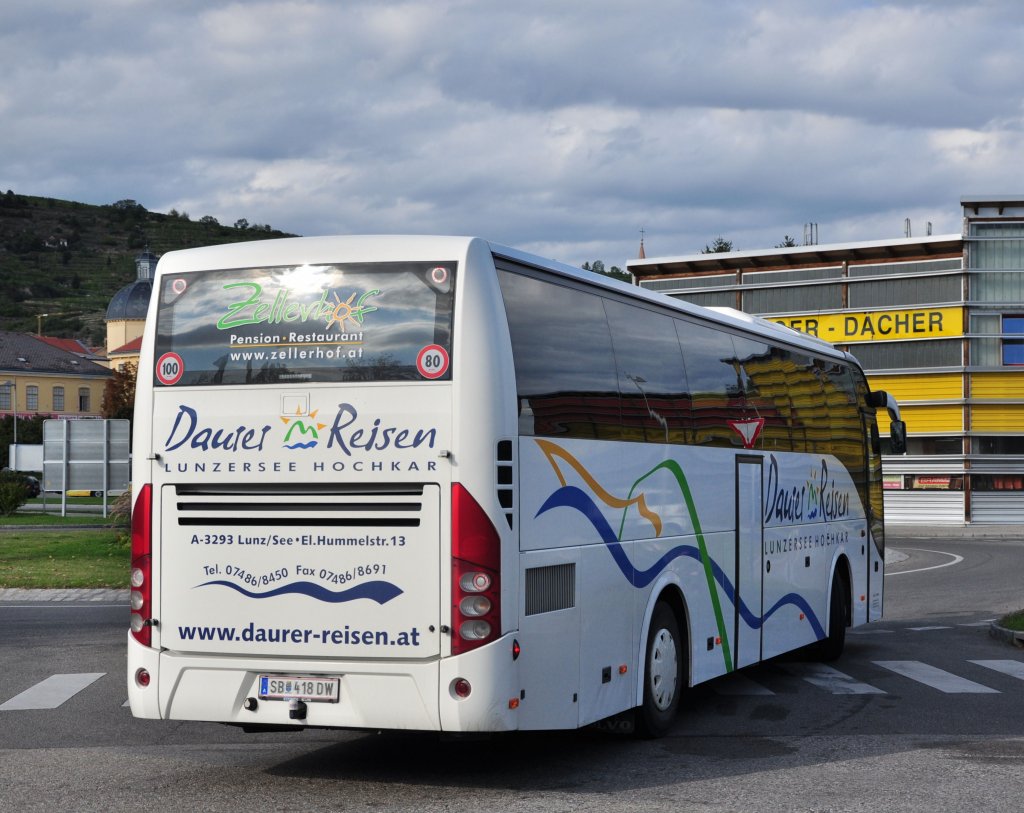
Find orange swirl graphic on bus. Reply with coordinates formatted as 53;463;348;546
534;439;663;537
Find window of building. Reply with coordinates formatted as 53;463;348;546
846;339;961;371
909;475;964;491
671;291;737;309
976;436;1024;455
79;388;91;412
971;474;1024;491
970;313;1024;366
53;386;64;412
904;437;962;455
743;284;841;314
26;385;38;411
971;272;1024;302
849;275;962;309
0;387;10;411
969;223;1024;269
1003;316;1024;365
971;313;1001;366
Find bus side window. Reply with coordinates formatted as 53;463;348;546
604;299;691;444
498;271;621;440
675;320;740;448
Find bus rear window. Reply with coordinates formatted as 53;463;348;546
153;261;455;386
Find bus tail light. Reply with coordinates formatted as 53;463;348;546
451;484;501;655
130;484;153;647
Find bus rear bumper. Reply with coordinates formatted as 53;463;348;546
126;633;522;733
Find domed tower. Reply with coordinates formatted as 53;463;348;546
105;248;157;363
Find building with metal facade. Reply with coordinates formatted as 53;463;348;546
627;195;1024;525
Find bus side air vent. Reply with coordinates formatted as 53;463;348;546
172;484;424;528
496;440;514;530
525;563;575;616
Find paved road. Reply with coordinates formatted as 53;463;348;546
1;536;1023;812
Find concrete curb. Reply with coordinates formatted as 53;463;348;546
0;525;117;531
990;621;1024;648
0;587;128;603
888;524;1024;540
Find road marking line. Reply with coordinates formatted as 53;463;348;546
782;663;885;694
960;620;997;627
712;673;775;696
874;661;999;693
907;626;952;631
886;548;964;576
969;660;1024;681
0;673;105;711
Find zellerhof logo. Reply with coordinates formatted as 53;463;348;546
280;394;326;449
216;283;380;331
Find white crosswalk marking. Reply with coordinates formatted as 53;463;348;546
874;661;999;693
6;659;1017;713
712;673;775;696
782;663;885;694
0;673;105;711
969;660;1024;681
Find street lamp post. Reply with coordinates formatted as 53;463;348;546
3;380;16;465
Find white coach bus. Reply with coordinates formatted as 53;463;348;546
127;235;905;737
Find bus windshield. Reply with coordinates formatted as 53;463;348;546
153;261;456;387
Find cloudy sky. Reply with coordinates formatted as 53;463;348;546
3;0;1023;268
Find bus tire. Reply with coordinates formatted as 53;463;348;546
814;572;848;661
636;601;683;738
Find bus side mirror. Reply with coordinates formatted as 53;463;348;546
889;420;907;455
867;391;888;409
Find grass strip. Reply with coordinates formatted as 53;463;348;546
1;513;114;527
998;610;1024;632
0;529;129;589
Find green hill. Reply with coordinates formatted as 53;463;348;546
0;191;296;346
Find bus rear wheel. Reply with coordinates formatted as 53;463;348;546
636;601;683;738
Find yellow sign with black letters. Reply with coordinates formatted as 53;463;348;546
771;306;963;344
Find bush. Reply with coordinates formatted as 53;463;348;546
109;488;133;528
0;471;28;515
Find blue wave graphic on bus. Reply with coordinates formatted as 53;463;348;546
197;579;403;605
284;441;318;449
536;485;825;638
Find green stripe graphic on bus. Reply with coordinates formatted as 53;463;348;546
535;440;830;672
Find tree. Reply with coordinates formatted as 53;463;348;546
582;260;630;283
233;218;249;230
101;362;137;422
0;415;46;469
110;199;147;213
701;237;733;254
775;235;798;248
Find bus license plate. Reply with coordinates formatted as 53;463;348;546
258;675;340;703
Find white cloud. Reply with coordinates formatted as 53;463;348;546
1;0;1024;267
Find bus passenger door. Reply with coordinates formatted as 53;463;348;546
734;456;764;669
